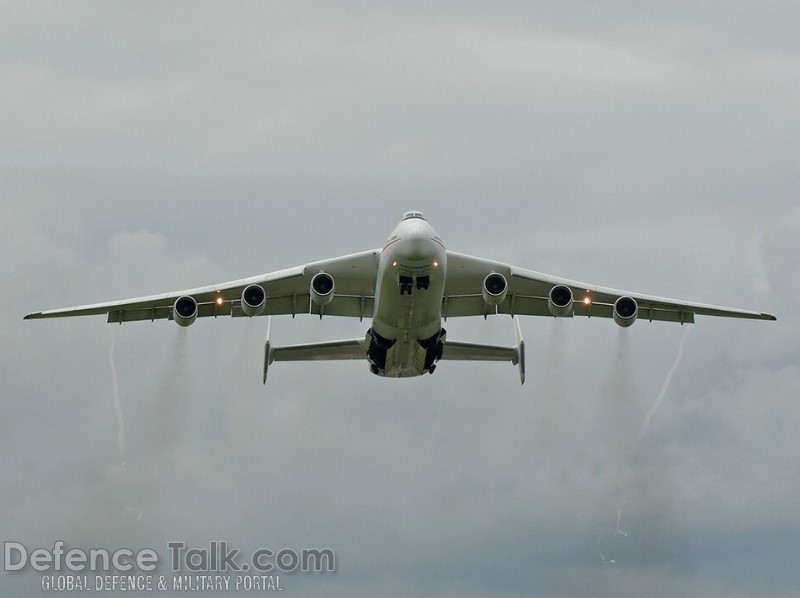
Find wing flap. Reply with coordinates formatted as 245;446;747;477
442;295;491;319
107;306;173;323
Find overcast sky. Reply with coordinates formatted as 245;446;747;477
1;2;798;597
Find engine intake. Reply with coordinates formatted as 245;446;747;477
310;272;335;306
241;284;266;316
482;273;508;306
613;296;638;327
173;296;198;327
548;284;574;317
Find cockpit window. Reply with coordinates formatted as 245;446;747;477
402;211;425;220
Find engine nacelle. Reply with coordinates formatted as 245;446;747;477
310;272;335;306
482;273;508;306
613;296;638;327
548;284;574;317
241;284;266;316
173;295;198;327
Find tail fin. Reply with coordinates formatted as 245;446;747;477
514;316;525;385
263;317;272;384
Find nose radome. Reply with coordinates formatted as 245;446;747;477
400;234;438;261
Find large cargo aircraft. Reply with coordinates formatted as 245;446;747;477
25;211;775;384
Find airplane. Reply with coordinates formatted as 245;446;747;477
25;211;776;384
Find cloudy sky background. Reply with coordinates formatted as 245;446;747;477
1;2;798;596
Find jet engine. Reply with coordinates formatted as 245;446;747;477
173;295;198;327
310;272;335;306
613;296;638;327
548;284;574;317
241;284;266;316
482;273;508;306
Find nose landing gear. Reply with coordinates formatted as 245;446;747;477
399;276;413;296
399;275;430;295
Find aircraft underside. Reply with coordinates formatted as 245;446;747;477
366;326;445;378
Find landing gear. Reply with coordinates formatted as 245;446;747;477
419;328;446;374
367;328;394;375
400;275;431;294
399;276;413;296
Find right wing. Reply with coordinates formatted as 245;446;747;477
24;250;381;323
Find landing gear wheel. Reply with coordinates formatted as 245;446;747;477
428;364;436;374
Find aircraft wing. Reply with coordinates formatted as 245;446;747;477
24;250;380;323
443;251;776;323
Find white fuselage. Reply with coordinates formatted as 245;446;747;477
370;215;447;377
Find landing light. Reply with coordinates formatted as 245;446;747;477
433;261;439;267
583;297;591;305
392;261;398;267
216;297;223;305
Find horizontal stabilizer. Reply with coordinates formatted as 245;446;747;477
270;339;367;363
264;334;366;384
441;316;526;384
440;341;518;362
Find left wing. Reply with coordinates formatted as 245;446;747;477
24;250;380;323
443;251;776;323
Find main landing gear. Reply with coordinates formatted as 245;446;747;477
367;328;394;374
420;328;445;374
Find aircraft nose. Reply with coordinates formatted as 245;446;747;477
398;236;436;261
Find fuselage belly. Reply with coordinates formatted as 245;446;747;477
370;215;447;377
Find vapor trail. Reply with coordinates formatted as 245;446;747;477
108;327;126;465
615;507;628;537
151;327;190;452
637;326;692;445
